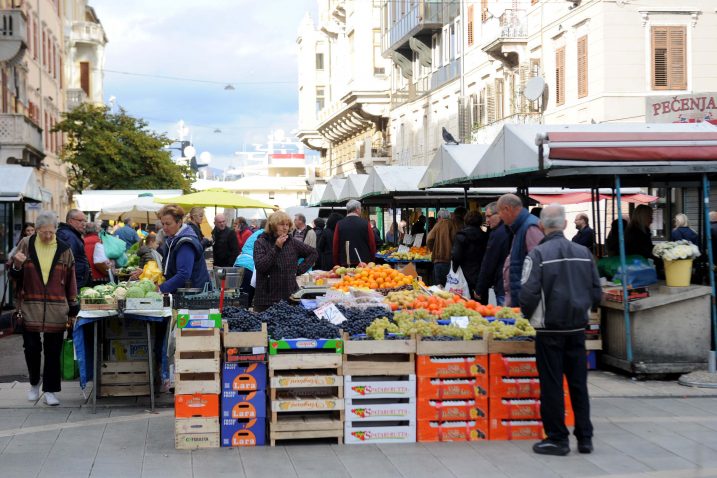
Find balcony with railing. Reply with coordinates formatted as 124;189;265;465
66;88;88;111
0;114;44;167
0;9;27;63
481;9;528;67
71;21;106;45
383;1;449;55
431;58;461;90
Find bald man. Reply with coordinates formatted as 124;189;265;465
212;213;239;267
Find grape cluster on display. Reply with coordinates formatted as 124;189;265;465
259;301;340;339
223;306;262;332
336;306;393;336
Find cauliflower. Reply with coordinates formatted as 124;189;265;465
80;289;100;298
126;286;146;299
113;287;128;300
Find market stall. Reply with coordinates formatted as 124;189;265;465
431;122;717;375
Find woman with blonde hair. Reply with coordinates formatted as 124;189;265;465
253;211;318;311
186;206;212;249
671;213;699;246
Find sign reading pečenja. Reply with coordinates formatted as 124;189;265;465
646;93;717;123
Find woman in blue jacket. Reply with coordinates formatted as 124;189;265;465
234;219;267;307
671;213;699;246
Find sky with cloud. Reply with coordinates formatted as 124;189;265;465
90;0;317;172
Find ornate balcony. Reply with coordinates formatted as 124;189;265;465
0;10;27;63
481;9;528;67
71;21;107;45
0;114;45;168
66;88;88;111
383;1;454;56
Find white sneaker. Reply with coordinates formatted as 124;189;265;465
27;384;41;401
44;392;60;406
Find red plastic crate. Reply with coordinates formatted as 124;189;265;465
417;355;488;378
417;419;488;442
418;376;488;400
489;354;538;377
489;419;544;440
489;398;541;420
489;376;541;398
417;397;488;421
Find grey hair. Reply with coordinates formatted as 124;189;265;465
437;209;451;219
485;201;498;215
497;193;523;209
65;208;82;222
36;210;59;229
85;221;99;234
294;213;306;224
346;199;362;214
540;204;566;230
673;213;689;228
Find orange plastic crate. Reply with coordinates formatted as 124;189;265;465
489;419;544;440
418;376;488;400
175;394;219;418
489;376;541;398
489;354;538;377
417;355;488;378
417;397;488;421
489;398;541;420
417;419;488;442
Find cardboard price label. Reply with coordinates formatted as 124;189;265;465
450;316;469;329
412;233;424;247
314;303;347;325
397;245;410;254
403;234;414;245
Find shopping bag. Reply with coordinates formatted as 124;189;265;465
100;231;127;260
60;337;79;381
445;262;470;299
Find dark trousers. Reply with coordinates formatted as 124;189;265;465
535;332;593;444
239;269;255;308
23;330;64;393
433;262;450;287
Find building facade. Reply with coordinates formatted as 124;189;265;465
64;0;107;110
297;0;393;179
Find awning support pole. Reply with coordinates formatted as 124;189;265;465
595;187;602;256
463;187;468;209
590;188;597;254
392;200;398;246
702;174;717;372
615;175;633;363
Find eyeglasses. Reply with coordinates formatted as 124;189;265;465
485;213;494;219
70;217;86;223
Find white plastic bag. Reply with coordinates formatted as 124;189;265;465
445;262;470;299
250;269;257;288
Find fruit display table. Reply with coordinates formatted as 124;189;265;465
600;283;711;375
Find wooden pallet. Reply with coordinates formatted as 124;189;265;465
342;333;416;375
269;412;343;446
175;328;221;352
175;350;221;374
223;322;268;348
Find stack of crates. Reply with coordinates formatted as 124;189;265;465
174;327;221;449
220;322;268;447
416;354;490;442
488;353;574;440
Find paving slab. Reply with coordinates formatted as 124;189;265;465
238;446;298;478
332;444;404;478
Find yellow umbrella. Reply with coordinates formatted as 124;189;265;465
156;190;276;209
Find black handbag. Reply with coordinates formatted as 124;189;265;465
0;270;22;337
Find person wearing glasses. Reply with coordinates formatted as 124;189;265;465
476;202;511;306
56;209;90;291
11;211;79;406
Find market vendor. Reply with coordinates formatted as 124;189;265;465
157;204;211;294
253;211;318;312
624;205;655;260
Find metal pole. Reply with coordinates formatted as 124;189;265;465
463;186;468;209
595;188;602;256
702;174;717;371
616;176;633;363
392;201;398;246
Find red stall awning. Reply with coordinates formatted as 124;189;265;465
530;192;658;205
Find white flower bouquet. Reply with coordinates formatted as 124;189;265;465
652;240;701;261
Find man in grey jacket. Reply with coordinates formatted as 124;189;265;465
519;204;602;457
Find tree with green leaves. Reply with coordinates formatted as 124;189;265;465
53;104;192;192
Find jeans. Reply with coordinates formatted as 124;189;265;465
496;295;505;306
535;332;593;443
23;330;64;392
433;262;451;287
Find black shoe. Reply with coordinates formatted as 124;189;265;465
578;438;594;454
533;439;570;456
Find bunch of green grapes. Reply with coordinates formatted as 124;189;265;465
489;320;518;340
412;308;433;320
366;317;393;340
514;318;536;337
440;303;481;319
495;306;523;320
465;317;489;339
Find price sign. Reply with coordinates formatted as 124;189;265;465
397;245;410;254
450;316;469;329
314;303;347;325
412;233;424;247
403;234;414;245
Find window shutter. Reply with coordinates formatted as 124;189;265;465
495;78;504;120
555;47;565;106
668;26;687;90
577;35;588;98
80;62;90;96
652;26;686;90
467;5;474;46
487;84;496;124
519;63;530;112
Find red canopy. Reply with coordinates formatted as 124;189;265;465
546;131;717;162
530;192;658;205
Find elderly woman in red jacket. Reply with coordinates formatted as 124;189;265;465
11;210;79;406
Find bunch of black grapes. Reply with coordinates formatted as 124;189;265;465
223;306;262;332
336;306;394;336
259;301;340;340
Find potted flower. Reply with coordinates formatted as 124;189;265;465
652;240;700;287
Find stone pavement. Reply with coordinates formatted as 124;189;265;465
1;371;717;478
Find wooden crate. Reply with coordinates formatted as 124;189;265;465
270;373;342;390
342;333;416;376
223;322;268;348
416;338;487;356
487;337;536;354
175;432;220;450
100;361;149;385
100;383;151;397
80;297;117;311
175;417;219;434
269;412;343;446
175;350;221;374
175;328;220;353
269;353;342;374
175;372;220;395
271;392;345;415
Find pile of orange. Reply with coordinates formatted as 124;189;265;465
391;292;520;317
409;246;430;255
331;265;414;292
